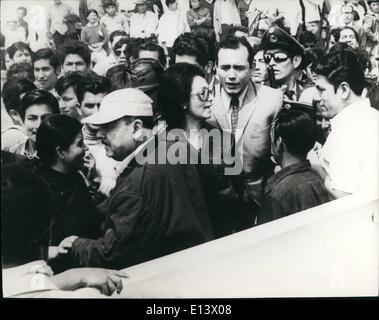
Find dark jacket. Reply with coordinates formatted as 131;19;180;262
258;161;331;224
70;137;214;269
35;165;102;246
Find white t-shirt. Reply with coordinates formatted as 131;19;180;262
320;99;379;194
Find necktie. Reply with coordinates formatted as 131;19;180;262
285;89;296;101
230;95;239;136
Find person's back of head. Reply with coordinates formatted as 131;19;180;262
6;62;35;81
171;33;211;68
273;104;317;159
298;31;318;49
2;77;37;121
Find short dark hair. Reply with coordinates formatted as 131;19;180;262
109;30;128;44
313;49;365;95
2;77;37;114
217;36;254;67
158;63;205;130
171;33;211;67
6;62;35;81
7;42;32;60
298;31;318;48
34;48;60;71
55;71;83;96
58;40;91;66
87;9;99;17
19;89;60;120
103;0;117;9
105;64;130;91
329;28;341;43
137;41;167;68
274;108;317;157
165;0;176;7
76;75;111;104
36;114;82;165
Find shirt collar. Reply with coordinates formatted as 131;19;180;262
330;98;370;130
221;85;249;114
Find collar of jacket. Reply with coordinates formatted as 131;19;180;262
264;160;312;195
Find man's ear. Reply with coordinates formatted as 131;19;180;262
8;109;22;124
132;119;144;140
55;146;65;161
293;55;302;69
338;81;351;100
76;104;83;116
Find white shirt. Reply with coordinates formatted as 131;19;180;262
220;86;249;128
129;11;158;38
3;27;27;48
320;98;379;194
156;9;186;48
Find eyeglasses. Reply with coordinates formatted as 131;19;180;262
264;52;290;64
114;49;126;57
191;87;210;102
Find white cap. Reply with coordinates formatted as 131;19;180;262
82;88;153;125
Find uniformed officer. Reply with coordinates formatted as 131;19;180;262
261;26;306;101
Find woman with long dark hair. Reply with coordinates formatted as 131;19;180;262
35;114;102;271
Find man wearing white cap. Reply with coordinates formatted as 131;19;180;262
57;88;214;269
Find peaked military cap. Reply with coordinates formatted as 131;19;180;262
261;26;305;57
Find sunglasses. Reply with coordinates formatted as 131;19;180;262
191;87;210;102
264;52;290;64
114;49;126;57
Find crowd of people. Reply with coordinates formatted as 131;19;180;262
1;0;378;297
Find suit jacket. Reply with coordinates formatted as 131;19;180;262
207;81;283;201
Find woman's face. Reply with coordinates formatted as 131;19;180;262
61;132;86;171
188;76;213;122
88;12;98;24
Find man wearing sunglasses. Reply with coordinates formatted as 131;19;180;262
93;36;129;76
207;36;283;231
261;26;306;101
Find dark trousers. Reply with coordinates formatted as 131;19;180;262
52;31;65;49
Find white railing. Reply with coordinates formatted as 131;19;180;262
117;191;379;298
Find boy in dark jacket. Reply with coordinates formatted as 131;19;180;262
258;101;331;224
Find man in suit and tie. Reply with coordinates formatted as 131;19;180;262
207;36;283;232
